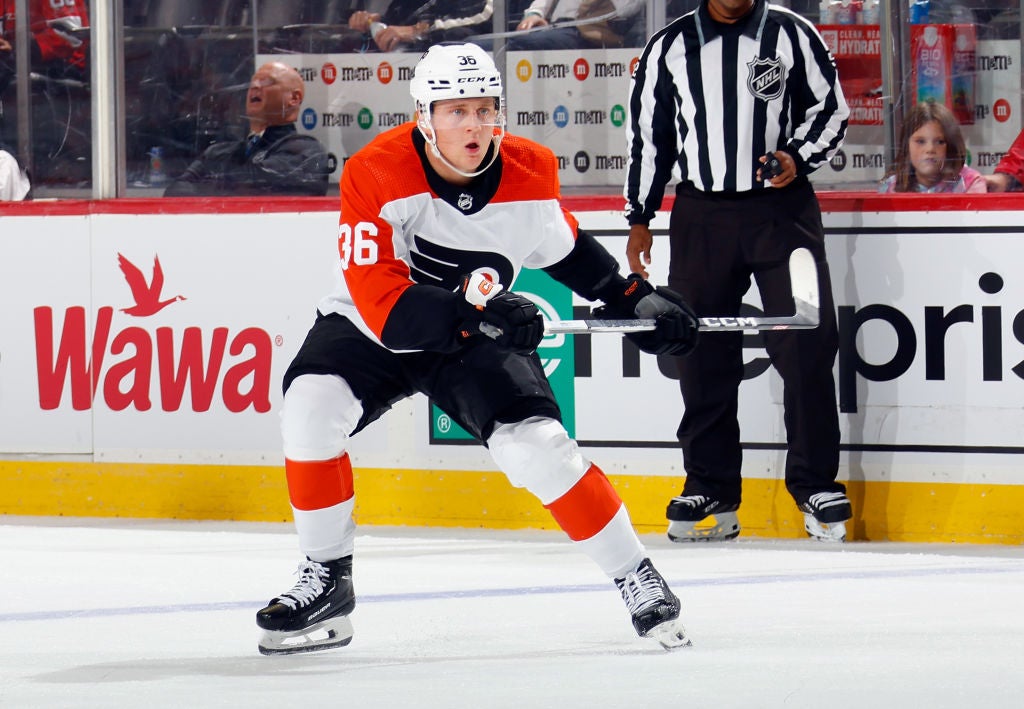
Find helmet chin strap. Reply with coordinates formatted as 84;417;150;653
417;117;505;179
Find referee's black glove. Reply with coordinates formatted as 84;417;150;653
594;274;699;356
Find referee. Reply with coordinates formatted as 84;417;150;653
623;0;852;542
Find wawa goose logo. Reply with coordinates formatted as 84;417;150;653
32;253;274;413
117;253;186;316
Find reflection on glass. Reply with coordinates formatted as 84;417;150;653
0;0;92;196
0;1;1020;197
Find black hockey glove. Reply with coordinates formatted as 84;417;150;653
458;273;545;354
594;274;699;356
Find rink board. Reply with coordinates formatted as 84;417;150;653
1;459;1021;544
1;194;1024;543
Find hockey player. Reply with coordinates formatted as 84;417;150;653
256;43;699;655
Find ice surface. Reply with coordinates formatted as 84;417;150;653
2;518;1023;709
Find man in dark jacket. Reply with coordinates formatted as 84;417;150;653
164;62;331;197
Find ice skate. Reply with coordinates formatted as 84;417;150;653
666;494;740;542
615;558;691;650
799;491;852;542
257;557;356;655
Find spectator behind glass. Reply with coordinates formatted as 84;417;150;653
880;100;986;194
506;0;643;49
0;0;89;83
985;128;1024;192
164;62;330;197
0;143;30;200
0;32;10;94
347;1;493;53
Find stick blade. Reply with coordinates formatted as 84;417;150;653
789;247;819;308
788;247;820;326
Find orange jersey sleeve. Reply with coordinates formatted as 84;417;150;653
337;125;428;340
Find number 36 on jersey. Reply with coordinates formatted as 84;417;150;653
338;222;380;269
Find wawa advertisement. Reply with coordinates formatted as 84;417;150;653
2;204;1024;485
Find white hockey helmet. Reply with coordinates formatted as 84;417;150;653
411;43;506;178
410;43;503;115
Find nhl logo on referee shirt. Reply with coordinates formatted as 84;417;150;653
746;57;785;101
457;193;473;211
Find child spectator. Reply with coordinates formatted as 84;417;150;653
879;100;986;193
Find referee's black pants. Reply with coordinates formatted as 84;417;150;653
667;178;843;507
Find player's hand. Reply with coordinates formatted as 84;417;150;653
594;274;699;356
458;273;544;354
626;224;653;279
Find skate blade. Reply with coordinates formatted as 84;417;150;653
667;512;740;543
647;618;693;650
258;615;354;656
803;515;847;542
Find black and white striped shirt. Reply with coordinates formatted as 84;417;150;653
624;0;848;224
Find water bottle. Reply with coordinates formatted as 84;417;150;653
835;0;861;24
910;0;930;24
148;146;168;186
915;25;946;103
862;0;880;24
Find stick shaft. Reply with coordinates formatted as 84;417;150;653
544;248;820;334
545;313;817;334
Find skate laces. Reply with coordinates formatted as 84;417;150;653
277;560;330;610
616;562;666;615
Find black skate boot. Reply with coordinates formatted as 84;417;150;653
615;558;691;649
666;494;740;542
799;491;852;542
256;556;356;655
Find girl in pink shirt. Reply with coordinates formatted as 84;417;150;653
880;100;986;193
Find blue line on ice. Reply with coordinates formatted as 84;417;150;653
2;563;1020;623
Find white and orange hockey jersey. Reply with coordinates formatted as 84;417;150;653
318;123;618;354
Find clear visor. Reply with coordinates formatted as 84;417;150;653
430;103;504;130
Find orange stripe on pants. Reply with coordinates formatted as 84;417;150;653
544;464;623;541
285;453;354;511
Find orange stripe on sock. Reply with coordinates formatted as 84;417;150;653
285;453;354;511
544;464;623;541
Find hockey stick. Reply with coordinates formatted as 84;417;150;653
544;247;820;334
